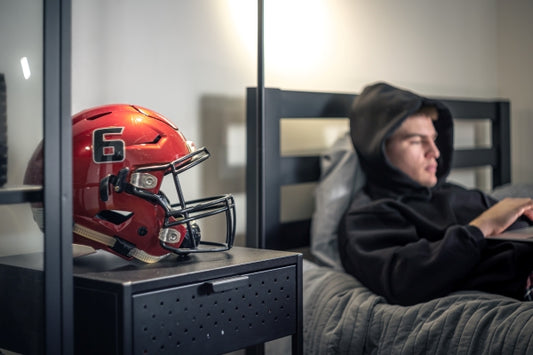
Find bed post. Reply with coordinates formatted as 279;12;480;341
246;88;261;248
246;88;283;250
493;101;511;187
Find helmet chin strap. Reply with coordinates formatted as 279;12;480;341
73;223;169;263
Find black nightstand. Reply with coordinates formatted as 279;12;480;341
0;247;302;354
73;246;302;354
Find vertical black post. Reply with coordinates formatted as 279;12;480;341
44;0;72;353
255;0;266;249
244;1;267;353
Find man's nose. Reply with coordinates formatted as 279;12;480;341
427;140;440;159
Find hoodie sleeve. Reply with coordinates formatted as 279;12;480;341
338;197;487;306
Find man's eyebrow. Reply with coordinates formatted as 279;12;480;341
398;132;438;140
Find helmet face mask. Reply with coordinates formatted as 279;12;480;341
127;147;236;254
69;104;236;262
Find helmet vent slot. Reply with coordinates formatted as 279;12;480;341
149;135;162;144
137;135;162;145
86;111;112;120
96;210;134;225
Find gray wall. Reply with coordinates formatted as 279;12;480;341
1;0;532;256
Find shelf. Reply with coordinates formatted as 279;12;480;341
0;185;43;204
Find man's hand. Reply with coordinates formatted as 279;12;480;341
469;198;533;237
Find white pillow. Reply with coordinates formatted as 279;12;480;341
310;133;365;269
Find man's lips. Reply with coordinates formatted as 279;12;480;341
426;163;438;173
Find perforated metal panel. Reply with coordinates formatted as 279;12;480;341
133;265;297;354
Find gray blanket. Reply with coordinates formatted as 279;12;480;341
304;267;533;354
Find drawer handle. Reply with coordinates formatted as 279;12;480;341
205;275;249;293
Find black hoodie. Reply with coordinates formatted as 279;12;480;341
339;82;533;306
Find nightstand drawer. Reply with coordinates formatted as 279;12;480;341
132;265;297;354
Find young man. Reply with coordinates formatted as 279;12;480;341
338;82;533;306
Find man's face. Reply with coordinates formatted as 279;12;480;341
385;114;440;187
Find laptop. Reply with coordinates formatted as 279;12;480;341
486;226;533;242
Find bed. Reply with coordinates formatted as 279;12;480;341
246;87;533;354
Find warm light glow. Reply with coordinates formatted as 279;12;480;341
228;0;330;77
228;0;256;57
264;0;330;74
20;57;31;80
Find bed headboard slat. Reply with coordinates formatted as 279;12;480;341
279;90;355;118
281;156;320;185
454;149;496;169
246;87;511;250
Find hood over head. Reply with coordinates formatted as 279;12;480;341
349;82;454;199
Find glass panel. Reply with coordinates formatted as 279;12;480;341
0;0;44;252
280;183;316;223
280;118;349;156
0;1;45;353
454;119;492;149
72;1;256;249
448;166;492;192
0;2;43;189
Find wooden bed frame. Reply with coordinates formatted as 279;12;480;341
246;87;511;251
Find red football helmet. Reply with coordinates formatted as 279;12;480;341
24;104;236;263
72;104;236;262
